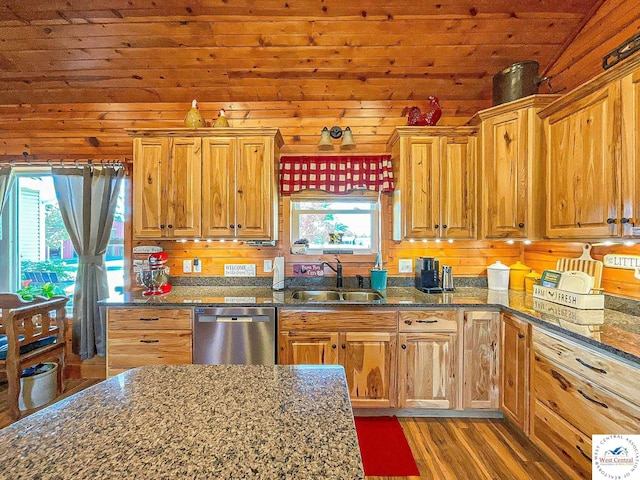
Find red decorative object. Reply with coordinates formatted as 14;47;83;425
404;96;442;126
279;155;394;195
354;416;420;476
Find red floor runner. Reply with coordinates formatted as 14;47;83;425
354;416;420;477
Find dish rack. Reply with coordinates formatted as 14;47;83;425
532;284;604;310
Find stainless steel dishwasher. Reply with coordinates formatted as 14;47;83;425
193;307;276;365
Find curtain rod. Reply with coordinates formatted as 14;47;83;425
0;159;130;175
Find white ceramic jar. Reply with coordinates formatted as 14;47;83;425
487;261;510;291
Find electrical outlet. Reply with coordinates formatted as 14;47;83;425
183;259;192;273
193;258;202;273
398;259;413;273
264;259;273;273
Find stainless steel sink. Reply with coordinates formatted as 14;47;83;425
291;290;342;301
341;291;384;301
291;290;384;302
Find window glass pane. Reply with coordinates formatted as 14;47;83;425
291;195;378;253
7;171;125;306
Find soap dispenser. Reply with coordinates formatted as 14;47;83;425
272;256;285;291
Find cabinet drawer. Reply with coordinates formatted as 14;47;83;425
107;330;192;368
399;310;458;332
530;400;592;480
533;328;640;405
534;354;640;435
279;309;397;331
107;308;192;330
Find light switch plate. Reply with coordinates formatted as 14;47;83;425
398;259;413;273
264;259;273;273
183;259;192;273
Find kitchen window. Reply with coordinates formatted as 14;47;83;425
0;168;125;304
290;191;380;254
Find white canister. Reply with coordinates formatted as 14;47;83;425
487;261;510;291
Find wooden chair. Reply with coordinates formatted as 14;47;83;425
0;293;68;420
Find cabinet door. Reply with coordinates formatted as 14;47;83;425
546;82;621;237
279;331;339;365
202;137;236;237
621;70;640;237
404;136;440;238
500;313;529;432
397;332;458;409
342;332;396;408
482;110;529;238
236;136;275;239
165;137;202;237
132;137;167;238
440;136;476;239
462;311;499;409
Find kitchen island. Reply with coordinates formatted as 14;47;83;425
0;364;365;479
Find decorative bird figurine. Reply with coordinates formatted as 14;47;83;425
213;109;230;128
184;99;205;128
404;96;442;126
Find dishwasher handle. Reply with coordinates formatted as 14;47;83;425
196;314;271;323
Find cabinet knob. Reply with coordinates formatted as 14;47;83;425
168;224;173;229
237;224;242;229
621;217;633;224
237;189;243;194
341;344;346;349
434;224;439;229
607;218;616;224
401;344;407;350
229;224;234;229
517;333;525;339
518;223;525;228
442;224;447;229
331;344;337;349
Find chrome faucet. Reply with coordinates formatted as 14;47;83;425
321;257;343;288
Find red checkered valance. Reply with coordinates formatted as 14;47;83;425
279;155;394;195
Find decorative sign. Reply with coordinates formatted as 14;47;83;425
293;263;324;277
224;264;256;277
224;297;257;303
603;254;640;269
533;284;604;310
533;298;605;325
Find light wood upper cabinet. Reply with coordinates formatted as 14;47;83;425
544;82;621;238
471;96;558;239
130;128;282;240
388;127;477;240
132;136;202;238
462;310;499;410
539;55;640;238
499;313;530;433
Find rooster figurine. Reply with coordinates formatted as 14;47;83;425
404;96;442;126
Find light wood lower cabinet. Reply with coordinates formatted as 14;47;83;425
106;307;193;377
397;310;459;409
499;313;530;432
278;309;397;408
462;310;499;409
530;327;640;480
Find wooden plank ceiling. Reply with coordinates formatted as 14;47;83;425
0;0;601;106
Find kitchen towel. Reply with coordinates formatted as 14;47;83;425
272;257;285;290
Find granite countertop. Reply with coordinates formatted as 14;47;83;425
102;286;640;366
0;364;364;480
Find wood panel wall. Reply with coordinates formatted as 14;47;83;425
545;0;640;91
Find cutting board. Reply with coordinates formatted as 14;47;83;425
556;244;603;290
557;270;595;294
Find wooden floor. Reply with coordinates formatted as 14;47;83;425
1;381;564;479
